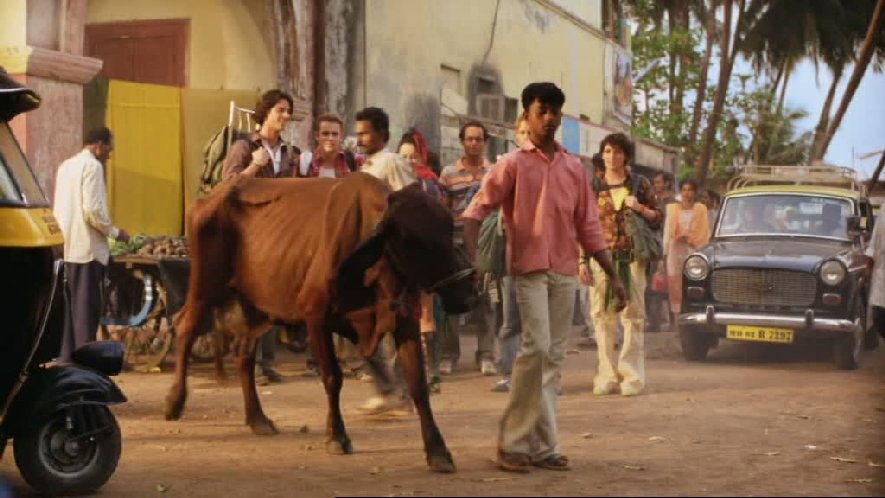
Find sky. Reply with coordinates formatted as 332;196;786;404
785;59;885;180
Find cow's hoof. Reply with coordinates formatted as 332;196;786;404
326;438;353;455
250;417;279;436
164;391;185;421
427;453;457;473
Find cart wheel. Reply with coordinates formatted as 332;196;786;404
125;285;175;372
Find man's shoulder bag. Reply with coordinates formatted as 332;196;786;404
475;210;506;279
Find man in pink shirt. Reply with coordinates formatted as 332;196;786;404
463;82;626;473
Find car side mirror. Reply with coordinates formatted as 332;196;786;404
847;215;867;236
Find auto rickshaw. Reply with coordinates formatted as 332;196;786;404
0;67;126;495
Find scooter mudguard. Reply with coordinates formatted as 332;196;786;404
2;364;126;435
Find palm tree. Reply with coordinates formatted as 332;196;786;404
817;0;885;159
686;0;719;151
738;0;857;162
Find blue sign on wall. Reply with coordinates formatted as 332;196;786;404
562;117;580;155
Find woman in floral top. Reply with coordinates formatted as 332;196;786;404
579;133;661;397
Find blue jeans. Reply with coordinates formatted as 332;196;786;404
498;276;521;377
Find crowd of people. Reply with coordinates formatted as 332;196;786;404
52;80;762;473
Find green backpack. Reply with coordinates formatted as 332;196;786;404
475;210;506;278
591;175;662;262
198;125;250;196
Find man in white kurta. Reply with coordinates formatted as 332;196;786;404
867;213;885;338
53;127;129;360
353;107;416;414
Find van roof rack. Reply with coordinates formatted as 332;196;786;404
727;163;864;194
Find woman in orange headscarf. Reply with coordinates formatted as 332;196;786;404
397;129;444;392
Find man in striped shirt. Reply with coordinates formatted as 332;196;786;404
437;121;497;377
439;122;493;246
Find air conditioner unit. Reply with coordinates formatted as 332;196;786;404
476;94;505;122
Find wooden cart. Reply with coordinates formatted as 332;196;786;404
100;254;216;371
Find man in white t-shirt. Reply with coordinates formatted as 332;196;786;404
352;106;416;415
354;107;415;191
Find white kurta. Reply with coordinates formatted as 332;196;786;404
360;149;416;192
53;149;119;265
866;214;885;308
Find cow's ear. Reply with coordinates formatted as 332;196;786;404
335;229;386;312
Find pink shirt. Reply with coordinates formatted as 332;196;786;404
463;140;607;276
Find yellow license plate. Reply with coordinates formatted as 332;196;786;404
726;325;794;344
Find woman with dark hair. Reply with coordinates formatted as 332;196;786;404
661;179;710;325
581;132;661;397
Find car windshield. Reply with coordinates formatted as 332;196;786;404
717;194;853;240
0;121;48;206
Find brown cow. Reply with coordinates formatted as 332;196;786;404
164;172;477;472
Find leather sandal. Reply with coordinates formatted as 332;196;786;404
496;449;532;473
533;453;571;471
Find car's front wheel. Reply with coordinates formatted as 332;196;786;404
679;326;714;361
834;299;865;370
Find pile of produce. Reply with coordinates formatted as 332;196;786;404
110;235;189;258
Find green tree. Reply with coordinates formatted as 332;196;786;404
818;0;885;159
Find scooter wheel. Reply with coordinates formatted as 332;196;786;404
13;405;121;496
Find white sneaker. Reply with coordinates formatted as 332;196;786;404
593;382;617;396
439;359;454;375
358;395;412;415
620;383;643;397
480;359;498;376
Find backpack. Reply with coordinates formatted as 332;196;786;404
475;209;506;278
298;150;358;177
591;175;663;262
198;125;249;195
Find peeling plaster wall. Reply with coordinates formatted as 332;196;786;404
350;0;611;161
324;0;356;123
20;76;83;201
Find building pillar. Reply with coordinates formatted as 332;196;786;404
0;0;102;202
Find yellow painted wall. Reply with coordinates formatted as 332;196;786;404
106;80;183;236
86;0;276;91
365;0;615;133
0;1;27;47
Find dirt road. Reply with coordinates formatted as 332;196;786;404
3;329;884;497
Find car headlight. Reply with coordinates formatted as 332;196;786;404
684;255;710;281
819;260;846;286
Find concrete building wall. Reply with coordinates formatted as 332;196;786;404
86;0;278;92
340;0;618;162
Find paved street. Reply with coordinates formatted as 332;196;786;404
3;329;884;497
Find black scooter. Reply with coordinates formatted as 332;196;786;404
1;260;127;496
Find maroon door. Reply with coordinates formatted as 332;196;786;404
85;19;188;87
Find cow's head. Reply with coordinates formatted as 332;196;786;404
337;184;480;315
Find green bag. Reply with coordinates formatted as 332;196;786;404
475;210;506;278
591;175;662;263
625;208;662;262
